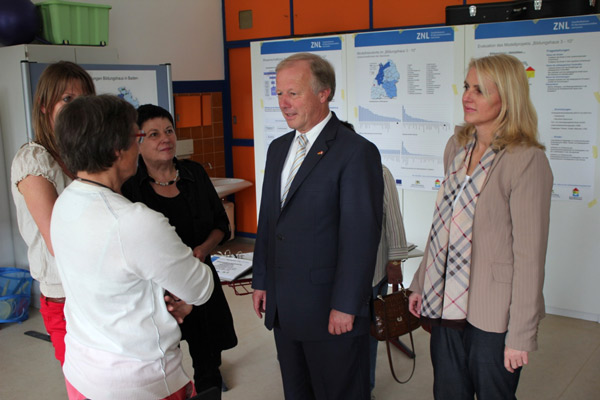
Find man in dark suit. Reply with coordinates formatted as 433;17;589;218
252;52;383;399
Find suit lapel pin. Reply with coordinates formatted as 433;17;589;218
317;150;324;155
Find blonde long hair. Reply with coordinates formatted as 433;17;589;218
32;61;96;160
457;54;544;151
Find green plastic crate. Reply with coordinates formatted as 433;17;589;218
36;0;112;46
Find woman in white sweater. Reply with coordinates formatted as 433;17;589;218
51;94;214;400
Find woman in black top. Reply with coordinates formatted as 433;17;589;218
122;104;237;397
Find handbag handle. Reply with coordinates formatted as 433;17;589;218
380;282;416;384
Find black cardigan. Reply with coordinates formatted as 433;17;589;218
122;156;237;351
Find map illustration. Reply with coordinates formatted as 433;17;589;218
370;60;400;99
118;87;140;108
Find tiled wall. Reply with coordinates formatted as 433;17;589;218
174;92;226;178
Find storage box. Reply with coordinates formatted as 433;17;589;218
36;0;111;46
0;268;33;323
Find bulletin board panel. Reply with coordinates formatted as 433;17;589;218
25;63;173;140
250;15;600;322
464;15;600;320
251;36;348;212
346;26;465;191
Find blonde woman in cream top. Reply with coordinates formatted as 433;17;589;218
408;54;552;400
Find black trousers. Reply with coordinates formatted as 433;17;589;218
180;306;224;398
274;326;370;400
430;323;521;400
185;335;222;397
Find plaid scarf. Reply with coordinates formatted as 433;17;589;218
421;138;496;321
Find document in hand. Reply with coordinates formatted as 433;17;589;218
212;256;253;281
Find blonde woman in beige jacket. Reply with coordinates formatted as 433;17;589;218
408;54;553;400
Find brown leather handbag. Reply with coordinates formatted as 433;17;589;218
370;284;421;383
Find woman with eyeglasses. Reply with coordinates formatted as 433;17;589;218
11;61;95;366
51;95;215;400
121;104;237;397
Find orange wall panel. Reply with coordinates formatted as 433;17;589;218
201;94;212;126
232;146;257;234
225;0;291;41
293;0;370;35
373;0;463;29
174;96;201;128
229;47;254;140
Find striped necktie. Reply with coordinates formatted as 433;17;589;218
281;134;308;206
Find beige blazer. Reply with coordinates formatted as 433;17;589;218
410;133;553;352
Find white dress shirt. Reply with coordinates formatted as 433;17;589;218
280;112;332;199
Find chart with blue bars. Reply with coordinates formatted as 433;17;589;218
351;26;457;191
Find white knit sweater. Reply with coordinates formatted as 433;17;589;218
51;180;214;399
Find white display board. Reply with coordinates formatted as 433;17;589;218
466;16;600;202
250;15;600;322
347;26;465;190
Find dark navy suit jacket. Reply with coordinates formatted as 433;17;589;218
252;113;383;342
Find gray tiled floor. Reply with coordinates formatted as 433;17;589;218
1;238;599;399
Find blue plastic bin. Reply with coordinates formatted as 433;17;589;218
0;267;33;323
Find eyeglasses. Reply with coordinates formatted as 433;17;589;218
133;131;147;144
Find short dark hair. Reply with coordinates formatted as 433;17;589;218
339;120;355;132
55;95;138;173
137;104;174;128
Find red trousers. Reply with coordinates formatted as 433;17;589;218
39;295;67;365
65;379;197;400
